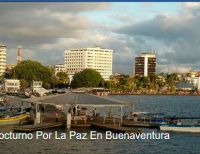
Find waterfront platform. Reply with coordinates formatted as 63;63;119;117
123;121;159;128
13;123;64;132
91;123;140;133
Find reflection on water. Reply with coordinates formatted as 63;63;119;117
1;95;200;154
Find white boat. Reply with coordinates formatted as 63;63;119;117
160;124;200;133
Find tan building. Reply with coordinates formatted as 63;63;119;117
54;64;67;75
6;64;16;70
65;46;113;80
4;79;20;93
0;43;6;76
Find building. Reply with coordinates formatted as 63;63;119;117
65;46;113;81
134;53;156;77
111;73;130;83
6;64;16;70
32;81;49;96
54;64;67;75
0;43;6;76
17;46;22;64
4;79;20;93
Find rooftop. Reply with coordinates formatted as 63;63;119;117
23;92;132;107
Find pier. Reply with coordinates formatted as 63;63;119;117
13;123;64;132
123;121;159;128
16;92;143;133
91;123;140;133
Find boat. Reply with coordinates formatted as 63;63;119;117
0;113;30;125
160;124;200;133
0;93;6;105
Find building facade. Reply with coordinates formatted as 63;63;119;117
54;64;67;75
6;64;16;70
4;79;20;93
134;53;156;77
65;47;113;80
0;44;6;76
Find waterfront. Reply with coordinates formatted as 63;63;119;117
1;95;200;154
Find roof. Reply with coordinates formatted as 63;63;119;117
176;82;194;88
23;92;132;107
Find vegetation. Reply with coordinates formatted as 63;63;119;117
56;72;69;88
71;69;103;88
105;73;180;92
8;60;53;88
3;59;180;92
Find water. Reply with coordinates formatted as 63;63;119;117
1;95;200;154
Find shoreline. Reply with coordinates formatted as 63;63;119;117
109;93;200;96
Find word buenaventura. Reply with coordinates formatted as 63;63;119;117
0;131;170;140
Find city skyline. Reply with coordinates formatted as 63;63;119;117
1;2;200;74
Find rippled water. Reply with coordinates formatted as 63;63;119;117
1;95;200;154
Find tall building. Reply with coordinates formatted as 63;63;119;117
65;46;113;80
17;46;22;64
0;43;6;76
134;53;156;77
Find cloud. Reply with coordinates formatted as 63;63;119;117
116;3;200;73
0;3;109;13
2;2;200;75
0;3;110;64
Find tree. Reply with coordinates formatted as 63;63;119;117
56;72;69;84
55;72;69;88
71;69;103;88
165;73;179;91
20;79;29;90
9;60;52;88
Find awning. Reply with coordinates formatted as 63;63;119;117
23;92;132;107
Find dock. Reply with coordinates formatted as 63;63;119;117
71;124;91;128
91;123;140;133
123;121;159;128
13;123;64;132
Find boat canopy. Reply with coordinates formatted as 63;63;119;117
22;92;132;107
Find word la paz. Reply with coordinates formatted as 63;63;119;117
54;131;88;140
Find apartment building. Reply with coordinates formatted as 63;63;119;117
65;47;113;80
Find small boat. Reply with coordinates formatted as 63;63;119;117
160;124;200;133
160;117;200;133
0;113;29;125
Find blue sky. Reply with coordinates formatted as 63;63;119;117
1;2;200;74
82;3;181;24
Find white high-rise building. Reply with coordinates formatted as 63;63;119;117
65;47;113;81
0;43;6;76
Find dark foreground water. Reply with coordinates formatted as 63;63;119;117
1;95;200;154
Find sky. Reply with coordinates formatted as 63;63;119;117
1;2;200;74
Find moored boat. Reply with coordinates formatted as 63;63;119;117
0;113;29;125
160;124;200;133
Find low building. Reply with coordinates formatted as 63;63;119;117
54;64;67;75
6;64;16;70
32;81;49;96
4;79;20;93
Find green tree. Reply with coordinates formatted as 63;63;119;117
20;79;29;90
10;60;52;88
71;69;103;88
56;72;69;84
165;73;179;91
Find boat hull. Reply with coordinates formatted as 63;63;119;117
0;113;29;125
160;125;200;133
